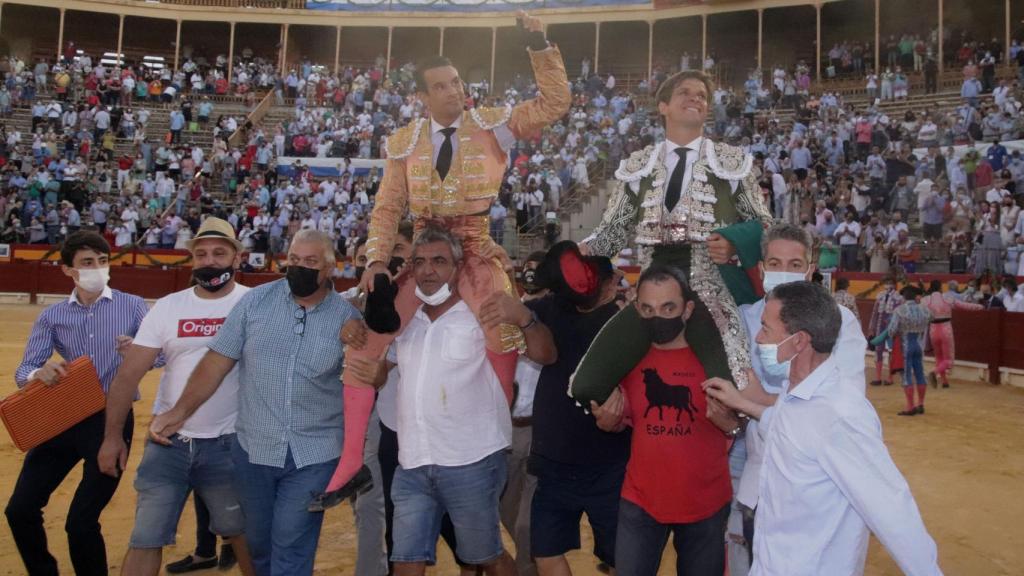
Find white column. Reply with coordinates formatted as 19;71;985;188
874;0;880;72
386;27;393;75
174;19;181;70
334;26;341;75
116;14;125;66
439;27;444;55
490;26;497;88
227;22;235;82
1006;0;1012;69
280;23;289;75
815;4;821;81
594;22;600;75
647;20;654;80
937;0;944;73
701;14;707;64
57;8;65;61
757;9;763;71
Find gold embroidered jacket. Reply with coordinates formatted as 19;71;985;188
365;47;570;266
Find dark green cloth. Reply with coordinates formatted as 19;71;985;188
569;245;736;406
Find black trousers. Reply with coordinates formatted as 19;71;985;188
377;422;469;570
5;411;133;576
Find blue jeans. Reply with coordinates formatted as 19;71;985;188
391;450;507;565
903;333;926;387
129;434;244;548
229;437;337;576
614;499;729;576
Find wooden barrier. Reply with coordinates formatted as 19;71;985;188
0;261;357;303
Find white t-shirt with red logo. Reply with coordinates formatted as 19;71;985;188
134;283;250;438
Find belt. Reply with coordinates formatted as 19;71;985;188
511;416;533;428
931;318;951;324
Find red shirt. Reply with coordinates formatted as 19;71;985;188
118;156;133;171
620;346;732;524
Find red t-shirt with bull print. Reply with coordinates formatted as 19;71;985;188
620;346;732;523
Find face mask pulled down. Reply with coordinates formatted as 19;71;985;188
415;282;453;306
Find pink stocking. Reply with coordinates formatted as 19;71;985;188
325;385;376;493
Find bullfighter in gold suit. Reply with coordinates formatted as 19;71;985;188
309;11;571;509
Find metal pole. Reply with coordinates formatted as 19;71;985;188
594;22;600;75
334;26;341;76
439;27;444;56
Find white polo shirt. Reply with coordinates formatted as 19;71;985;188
393;299;511;469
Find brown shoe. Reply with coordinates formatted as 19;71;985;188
897;409;917;416
928;373;938;388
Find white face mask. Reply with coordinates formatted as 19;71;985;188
76;266;110;294
762;270;808;294
415;282;452;307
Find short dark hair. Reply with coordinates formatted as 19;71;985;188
655;70;715;108
415;56;454;93
60;231;110;267
836;278;850;291
397;221;414;243
768;281;841;354
637;264;690;302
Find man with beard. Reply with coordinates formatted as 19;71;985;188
149;229;362;575
99;218;255;575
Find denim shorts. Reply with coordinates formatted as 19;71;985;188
391;450;507;565
129;434;245;548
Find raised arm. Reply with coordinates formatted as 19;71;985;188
506;13;571;140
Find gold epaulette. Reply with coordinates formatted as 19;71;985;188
384;118;426;160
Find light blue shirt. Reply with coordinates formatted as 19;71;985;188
209;279;361;469
751;357;942;576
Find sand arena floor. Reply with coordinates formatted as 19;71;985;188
0;303;1021;575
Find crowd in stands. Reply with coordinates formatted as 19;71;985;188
9;35;1024;284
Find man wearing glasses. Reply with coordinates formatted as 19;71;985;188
150;229;365;575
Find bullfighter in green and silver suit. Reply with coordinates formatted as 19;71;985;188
573;70;773;404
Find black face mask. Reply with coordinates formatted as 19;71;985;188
642;315;686;345
193;265;235;293
354;266;365;283
287;265;322;298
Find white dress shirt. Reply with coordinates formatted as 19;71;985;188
394;300;511;469
751;357;941;576
736;298;866;508
430;116;516;169
662;137;739;197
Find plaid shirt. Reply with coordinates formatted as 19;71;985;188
210;279;360;469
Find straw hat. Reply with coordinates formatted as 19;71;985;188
186;217;243;252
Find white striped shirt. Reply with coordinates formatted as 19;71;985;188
16;287;149;393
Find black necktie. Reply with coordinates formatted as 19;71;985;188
436;127;456;181
665;146;689;212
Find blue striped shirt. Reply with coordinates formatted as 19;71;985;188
16;287;149;393
209;279;361;469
